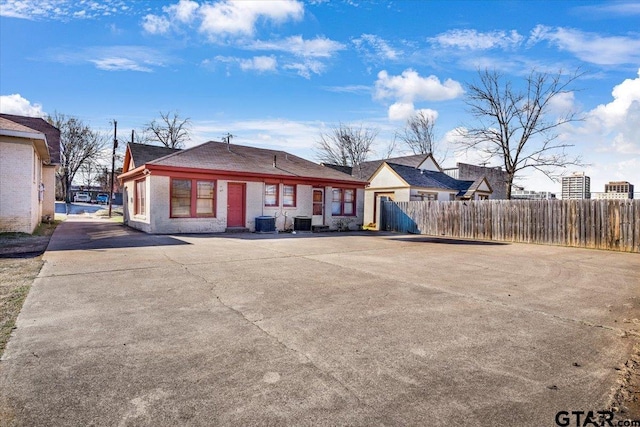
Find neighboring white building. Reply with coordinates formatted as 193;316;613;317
364;155;492;228
511;189;557;200
0;115;60;233
593;192;632;200
118;142;367;234
561;172;590;199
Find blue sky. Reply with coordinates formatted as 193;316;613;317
1;0;639;195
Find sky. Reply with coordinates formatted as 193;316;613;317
1;0;639;196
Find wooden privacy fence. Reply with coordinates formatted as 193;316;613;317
380;199;640;253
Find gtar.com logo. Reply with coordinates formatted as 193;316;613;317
555;410;640;427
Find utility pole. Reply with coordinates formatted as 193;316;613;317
108;120;118;218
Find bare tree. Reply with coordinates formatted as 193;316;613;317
49;113;109;202
145;111;191;148
78;160;99;189
459;69;584;199
132;128;153;145
381;135;399;159
315;123;378;168
397;111;446;162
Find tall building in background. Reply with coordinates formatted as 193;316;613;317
593;181;635;199
561;172;590;199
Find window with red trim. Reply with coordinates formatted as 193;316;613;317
283;184;296;207
171;178;216;218
331;188;356;216
134;178;146;216
265;183;278;207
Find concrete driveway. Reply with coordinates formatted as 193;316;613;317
1;217;639;426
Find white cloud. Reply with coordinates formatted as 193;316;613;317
142;14;171;35
198;0;303;38
212;55;277;73
387;104;440;122
190;118;322;153
247;36;345;58
583;69;640;155
141;0;304;39
529;25;640;65
430;29;524;50
167;0;199;23
239;56;277;72
574;2;640;16
46;45;166;72
388;102;415;121
0;0;131;20
90;57;153;72
375;69;464;103
547;91;577;115
322;85;371;94
375;69;463;119
283;59;325;79
0;94;46;117
352;34;400;60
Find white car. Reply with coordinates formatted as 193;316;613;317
73;192;91;203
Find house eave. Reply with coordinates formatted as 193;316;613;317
119;164;368;187
0;129;51;164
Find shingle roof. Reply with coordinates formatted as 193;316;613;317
462;177;492;198
149;141;366;183
0;117;42;134
387;162;475;195
0;114;61;164
324;154;429;180
128;143;182;168
357;154;428;180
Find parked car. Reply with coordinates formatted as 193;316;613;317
73;192;91;203
96;193;109;204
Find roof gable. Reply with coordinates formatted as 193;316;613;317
354;153;428;180
123;143;182;173
416;154;442;172
462;177;493;198
0;114;61;164
369;162;409;188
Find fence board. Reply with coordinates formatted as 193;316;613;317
381;199;640;253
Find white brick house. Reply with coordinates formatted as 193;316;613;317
0;115;61;233
118;142;367;234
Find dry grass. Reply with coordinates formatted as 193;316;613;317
0;221;60;357
0;257;44;357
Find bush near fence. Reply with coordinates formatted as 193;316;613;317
381;199;640;253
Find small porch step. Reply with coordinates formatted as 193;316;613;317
312;225;330;233
225;227;250;233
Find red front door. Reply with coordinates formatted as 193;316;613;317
227;183;245;227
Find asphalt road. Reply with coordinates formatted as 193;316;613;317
1;217;638;426
55;201;108;215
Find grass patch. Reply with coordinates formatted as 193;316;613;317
0;220;61;241
0;257;44;357
0;220;60;357
94;207;124;223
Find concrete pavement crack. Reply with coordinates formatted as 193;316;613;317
158;250;376;415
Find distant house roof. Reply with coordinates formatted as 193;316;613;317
121;141;366;185
387;162;474;195
0;114;61;165
462;177;493;198
324;153;430;181
0;117;42;134
127;143;182;169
